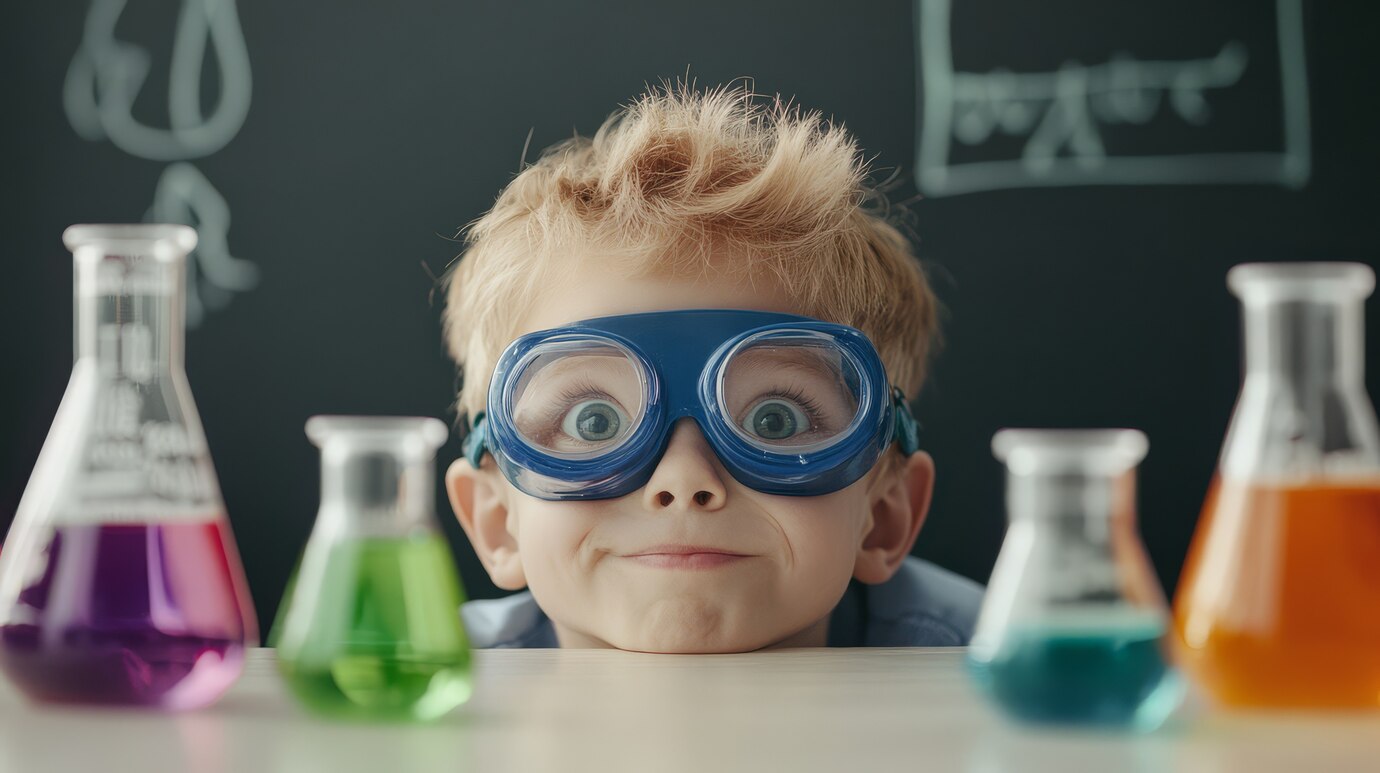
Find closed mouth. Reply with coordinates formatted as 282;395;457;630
624;544;750;557
621;545;754;569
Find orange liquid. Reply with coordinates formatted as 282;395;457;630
1173;478;1380;708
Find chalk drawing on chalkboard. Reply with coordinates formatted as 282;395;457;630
147;164;259;326
915;0;1311;197
63;0;251;160
63;0;258;328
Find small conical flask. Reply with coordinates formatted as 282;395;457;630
968;430;1183;730
274;416;472;721
0;225;257;709
1174;263;1380;708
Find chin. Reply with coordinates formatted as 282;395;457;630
614;633;768;654
608;599;781;653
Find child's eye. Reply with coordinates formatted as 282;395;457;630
741;399;810;440
561;399;627;442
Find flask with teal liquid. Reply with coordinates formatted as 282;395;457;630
967;430;1183;731
273;416;472;721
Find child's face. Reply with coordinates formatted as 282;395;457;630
448;261;933;653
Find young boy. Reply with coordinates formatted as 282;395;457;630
442;84;982;652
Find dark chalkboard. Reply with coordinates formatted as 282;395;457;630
3;0;1378;635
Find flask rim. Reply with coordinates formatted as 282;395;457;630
63;224;198;259
1228;262;1375;302
993;428;1148;476
306;415;449;455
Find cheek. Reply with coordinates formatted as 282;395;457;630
766;489;870;574
511;500;602;572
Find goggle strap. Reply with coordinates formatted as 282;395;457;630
464;412;490;468
892;387;921;456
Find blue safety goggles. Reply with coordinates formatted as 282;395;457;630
463;309;920;500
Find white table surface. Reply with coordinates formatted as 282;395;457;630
0;647;1377;773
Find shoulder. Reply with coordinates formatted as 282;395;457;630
460;591;559;648
864;556;985;647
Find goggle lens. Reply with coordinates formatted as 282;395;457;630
509;341;648;457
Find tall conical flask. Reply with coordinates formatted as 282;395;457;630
0;225;257;708
968;430;1183;730
1174;262;1380;708
273;416;472;721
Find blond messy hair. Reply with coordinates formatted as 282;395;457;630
443;83;939;465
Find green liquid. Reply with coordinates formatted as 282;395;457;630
273;535;472;721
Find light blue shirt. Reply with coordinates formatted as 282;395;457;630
460;556;984;648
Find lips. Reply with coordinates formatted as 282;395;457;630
622;545;753;570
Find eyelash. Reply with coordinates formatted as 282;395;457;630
556;380;610;408
753;386;825;428
536;380;619;441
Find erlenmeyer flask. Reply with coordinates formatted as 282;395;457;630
968;430;1183;729
274;416;472;721
1174;263;1380;708
0;224;257;709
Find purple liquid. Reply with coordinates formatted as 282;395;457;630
0;521;257;709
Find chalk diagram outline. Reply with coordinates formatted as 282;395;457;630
914;0;1312;197
65;0;260;327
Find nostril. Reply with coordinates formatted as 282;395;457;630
658;491;674;507
693;491;712;506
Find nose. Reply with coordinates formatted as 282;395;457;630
641;419;728;512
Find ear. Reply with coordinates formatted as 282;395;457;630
853;451;935;585
445;458;527;590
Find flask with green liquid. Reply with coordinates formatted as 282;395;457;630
274;416;472;721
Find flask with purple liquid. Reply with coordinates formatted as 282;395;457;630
0;225;257;709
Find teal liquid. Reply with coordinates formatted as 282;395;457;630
967;621;1182;730
273;535;472;721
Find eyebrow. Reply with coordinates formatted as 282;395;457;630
730;349;845;384
528;353;635;382
515;354;643;412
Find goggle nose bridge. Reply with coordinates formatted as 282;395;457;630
641;415;726;471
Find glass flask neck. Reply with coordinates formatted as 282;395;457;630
65;225;197;380
1004;470;1138;529
1236;274;1368;388
975;429;1165;644
992;431;1149;606
995;429;1147;526
1222;263;1380;479
309;417;449;536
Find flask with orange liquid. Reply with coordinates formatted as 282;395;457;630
1174;263;1380;709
